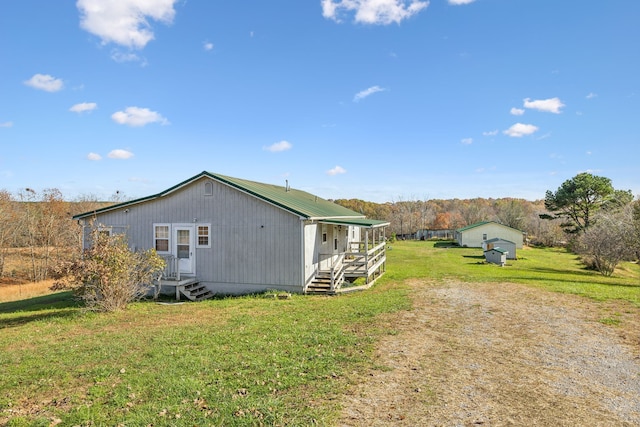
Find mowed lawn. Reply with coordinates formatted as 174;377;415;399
1;241;638;426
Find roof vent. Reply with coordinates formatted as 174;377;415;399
285;180;290;192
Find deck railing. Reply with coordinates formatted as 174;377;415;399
160;255;180;281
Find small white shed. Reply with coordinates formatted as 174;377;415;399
485;247;508;266
483;238;517;259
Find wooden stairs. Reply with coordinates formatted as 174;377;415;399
179;280;214;301
306;271;335;295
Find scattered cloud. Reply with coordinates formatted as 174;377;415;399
503;123;539;137
108;149;134;159
111;50;146;65
461;138;473;145
87;152;102;161
327;165;347;176
111;107;169;127
264;140;292;152
24;74;64;92
70;102;97;113
77;0;178;49
203;41;214;51
322;0;429;25
586;92;598;99
354;85;386;102
510;107;525;116
448;0;475;4
0;121;13;128
483;129;499;136
586;151;592;155
523;97;565;114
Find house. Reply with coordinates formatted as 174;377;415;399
482;237;517;259
484;247;508;266
455;221;524;249
73;171;389;299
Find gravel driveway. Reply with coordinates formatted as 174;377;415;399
340;280;640;426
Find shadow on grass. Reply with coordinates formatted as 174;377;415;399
0;292;81;329
433;242;461;249
0;291;77;313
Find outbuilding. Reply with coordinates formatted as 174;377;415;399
455;221;524;249
484;247;508;266
483;237;517;259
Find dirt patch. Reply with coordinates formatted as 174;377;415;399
340;280;640;426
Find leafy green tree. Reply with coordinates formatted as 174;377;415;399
53;226;165;312
541;172;631;234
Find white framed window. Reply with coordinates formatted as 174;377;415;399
196;224;211;248
322;224;327;244
154;224;170;253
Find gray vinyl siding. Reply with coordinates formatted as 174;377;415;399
82;176;304;292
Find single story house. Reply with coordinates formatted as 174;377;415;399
482;237;517;259
73;171;389;300
455;221;524;249
484;247;508;266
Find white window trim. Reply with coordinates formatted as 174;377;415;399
153;223;171;254
196;224;211;248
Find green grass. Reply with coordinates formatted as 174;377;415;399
1;241;638;425
0;281;409;426
386;240;640;304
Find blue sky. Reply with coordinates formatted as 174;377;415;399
1;1;638;203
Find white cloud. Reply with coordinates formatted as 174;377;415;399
70;102;97;113
264;140;292;152
24;74;63;92
203;41;214;51
87;152;102;161
354;85;386;102
586;92;598;99
111;107;169;127
327;165;347;176
108;149;134;159
111;50;146;64
510;107;525;116
503;123;539;137
482;129;499;136
448;0;475;4
523;97;565;114
77;0;178;49
322;0;429;25
0;121;13;128
461;138;473;145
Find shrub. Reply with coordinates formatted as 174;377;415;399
53;227;165;312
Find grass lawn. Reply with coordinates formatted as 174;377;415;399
387;240;640;305
1;241;638;425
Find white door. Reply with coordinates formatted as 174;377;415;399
174;225;195;275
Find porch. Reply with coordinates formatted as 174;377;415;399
307;223;388;295
155;255;213;301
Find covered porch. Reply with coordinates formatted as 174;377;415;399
306;218;389;295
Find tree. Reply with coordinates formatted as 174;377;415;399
576;207;636;276
542;172;630;235
53;226;165;312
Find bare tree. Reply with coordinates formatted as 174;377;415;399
576;206;636;276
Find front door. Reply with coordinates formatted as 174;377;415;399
174;225;195;275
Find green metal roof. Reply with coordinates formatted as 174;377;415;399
73;171;381;225
455;221;493;232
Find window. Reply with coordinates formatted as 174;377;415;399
204;181;213;196
482;233;487;241
154;224;170;253
322;224;327;244
197;225;211;248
